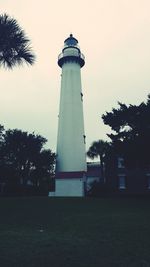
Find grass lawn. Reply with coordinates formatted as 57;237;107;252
0;197;150;267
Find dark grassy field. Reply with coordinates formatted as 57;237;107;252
0;197;150;267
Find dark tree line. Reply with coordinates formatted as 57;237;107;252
87;95;150;196
102;95;150;169
0;126;55;195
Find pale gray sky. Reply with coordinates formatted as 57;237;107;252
1;0;150;152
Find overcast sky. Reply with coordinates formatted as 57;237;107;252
1;0;150;152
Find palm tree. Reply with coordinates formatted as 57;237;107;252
87;140;110;182
0;13;35;69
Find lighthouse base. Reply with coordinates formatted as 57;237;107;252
51;172;86;197
55;179;84;197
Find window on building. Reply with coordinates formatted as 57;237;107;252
118;175;126;189
146;174;150;189
118;157;125;168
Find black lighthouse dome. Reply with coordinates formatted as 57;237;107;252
64;34;78;47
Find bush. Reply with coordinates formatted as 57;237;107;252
87;181;113;197
2;184;49;197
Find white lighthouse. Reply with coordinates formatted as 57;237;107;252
55;34;87;197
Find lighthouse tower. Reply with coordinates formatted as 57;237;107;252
55;34;87;197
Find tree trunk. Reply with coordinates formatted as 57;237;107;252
100;155;105;183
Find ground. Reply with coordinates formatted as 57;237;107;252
0;197;150;267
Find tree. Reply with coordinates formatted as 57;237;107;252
31;149;55;188
0;127;55;194
0;125;4;144
0;13;35;68
87;140;110;182
102;95;150;168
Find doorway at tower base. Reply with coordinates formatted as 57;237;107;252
54;171;86;197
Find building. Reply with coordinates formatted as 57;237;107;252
105;155;150;196
86;162;101;192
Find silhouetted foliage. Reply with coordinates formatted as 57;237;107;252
102;95;150;169
0;126;55;196
0;13;35;68
87;181;113;197
87;140;110;181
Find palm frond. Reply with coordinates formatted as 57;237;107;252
0;13;35;69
